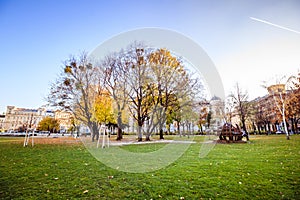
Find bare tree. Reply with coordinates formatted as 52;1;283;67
225;97;235;123
48;52;101;141
101;50;131;140
123;45;154;141
229;83;250;140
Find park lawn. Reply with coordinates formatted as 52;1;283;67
0;135;299;199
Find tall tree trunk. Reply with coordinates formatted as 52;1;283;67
116;112;123;140
290;118;295;135
252;122;256;134
257;124;261;135
263;123;267;135
282;111;289;140
241;119;247;134
145;134;150;141
137;123;143;142
187;122;191;138
91;122;99;142
156;107;165;139
296;118;300;134
91;123;96;142
159;129;164;139
199;124;203;135
177;121;181;137
267;122;271;135
117;127;123;141
241;119;249;141
159;118;164;139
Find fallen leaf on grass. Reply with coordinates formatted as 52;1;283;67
83;190;89;194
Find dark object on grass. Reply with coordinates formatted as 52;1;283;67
219;123;246;142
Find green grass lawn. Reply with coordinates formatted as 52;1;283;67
0;135;299;199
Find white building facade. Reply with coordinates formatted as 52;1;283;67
3;106;55;132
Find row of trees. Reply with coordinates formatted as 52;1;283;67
46;39;299;141
226;72;300;140
48;42;204;141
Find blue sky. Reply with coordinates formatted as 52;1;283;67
1;0;300;113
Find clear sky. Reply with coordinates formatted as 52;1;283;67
1;0;300;113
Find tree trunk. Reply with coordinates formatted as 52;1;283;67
263;123;267;135
241;119;247;134
282;114;290;140
137;125;143;142
296;118;300;134
241;120;249;141
267;122;271;135
290;118;295;135
116;127;123;141
199;124;203;135
116;112;123;140
158;118;164;139
91;126;96;142
159;129;164;140
177;121;181;137
157;109;165;139
252;122;256;134
145;134;151;141
187;122;191;138
91;122;99;142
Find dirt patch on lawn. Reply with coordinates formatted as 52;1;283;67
25;137;82;145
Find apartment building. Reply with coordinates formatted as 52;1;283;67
54;110;73;132
3;106;54;131
0;114;5;131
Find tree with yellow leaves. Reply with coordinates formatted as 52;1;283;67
93;90;116;126
147;48;200;139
